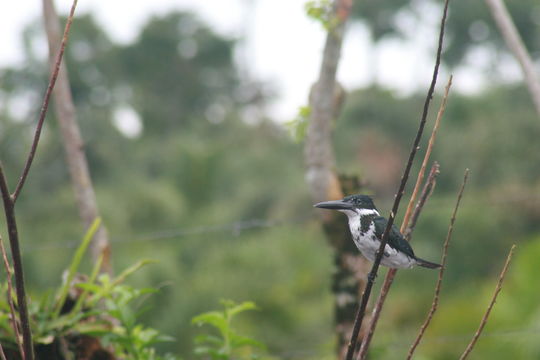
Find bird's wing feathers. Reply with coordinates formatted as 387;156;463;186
373;216;415;258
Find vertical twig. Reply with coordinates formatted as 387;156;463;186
358;76;453;359
0;165;31;360
406;169;469;359
345;1;451;359
12;0;79;203
0;1;79;359
0;236;24;358
357;163;440;359
43;0;112;273
459;244;516;360
484;0;540;116
402;76;453;229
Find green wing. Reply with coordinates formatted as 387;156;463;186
373;216;415;258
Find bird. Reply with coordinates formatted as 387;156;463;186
314;194;441;270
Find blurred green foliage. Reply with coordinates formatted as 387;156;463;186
0;7;539;360
192;300;269;359
0;221;175;360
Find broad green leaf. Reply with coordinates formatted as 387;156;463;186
192;311;227;335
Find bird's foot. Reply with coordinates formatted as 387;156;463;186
367;272;377;283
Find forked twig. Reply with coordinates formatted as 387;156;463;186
12;0;79;203
402;77;453;229
407;169;469;359
357;76;453;360
357;163;440;359
459;244;516;360
345;1;451;358
0;166;30;360
0;236;23;358
0;1;79;359
404;163;441;240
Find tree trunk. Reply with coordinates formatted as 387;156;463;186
303;0;370;357
42;0;112;274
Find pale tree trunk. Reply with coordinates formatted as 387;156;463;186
303;0;370;358
485;0;540;116
42;0;112;274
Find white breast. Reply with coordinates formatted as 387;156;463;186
348;216;415;269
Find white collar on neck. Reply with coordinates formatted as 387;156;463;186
357;208;379;216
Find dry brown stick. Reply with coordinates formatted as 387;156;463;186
357;162;440;359
345;1;450;358
357;76;452;360
459;244;516;360
401;76;453;229
12;0;79;203
404;163;441;240
0;236;24;358
407;169;469;359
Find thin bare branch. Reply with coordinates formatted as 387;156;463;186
12;0;79;202
402;76;453;229
345;1;451;358
0;164;31;360
0;236;24;358
404;162;441;240
357;75;452;360
0;162;34;360
357;162;440;359
0;2;79;359
407;169;469;359
459;244;516;360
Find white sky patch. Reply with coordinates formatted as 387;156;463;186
7;92;38;122
113;106;143;138
0;0;529;124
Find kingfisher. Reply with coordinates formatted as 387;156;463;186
315;194;440;269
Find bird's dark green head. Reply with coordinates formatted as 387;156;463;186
342;194;377;210
314;194;377;211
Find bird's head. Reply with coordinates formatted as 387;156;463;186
314;194;378;217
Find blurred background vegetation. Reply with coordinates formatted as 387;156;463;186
1;0;540;358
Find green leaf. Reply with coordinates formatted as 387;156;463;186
285;106;311;142
192;311;227;335
53;218;101;318
112;259;157;286
230;333;266;350
227;301;258;318
69;253;104;316
194;334;223;346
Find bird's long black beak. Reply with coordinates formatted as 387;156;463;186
314;199;353;210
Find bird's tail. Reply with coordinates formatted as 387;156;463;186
415;257;442;269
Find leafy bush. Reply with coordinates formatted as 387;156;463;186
192;300;273;360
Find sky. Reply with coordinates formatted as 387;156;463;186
1;0;514;122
